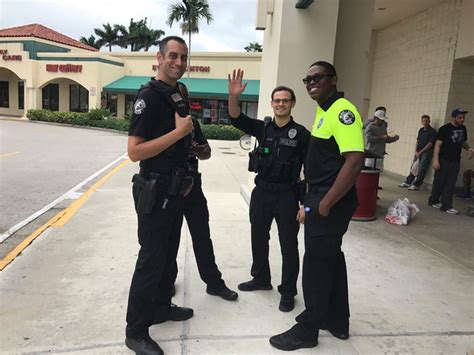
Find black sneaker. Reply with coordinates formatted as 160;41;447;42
125;335;164;355
237;279;272;292
207;285;239;301
269;324;318;351
278;295;295;312
153;303;194;324
320;325;350;340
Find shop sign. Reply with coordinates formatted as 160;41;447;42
46;64;83;73
152;65;210;72
0;49;22;61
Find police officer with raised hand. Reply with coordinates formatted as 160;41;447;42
270;61;364;351
125;36;194;355
228;69;309;313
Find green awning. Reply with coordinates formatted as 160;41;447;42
103;76;260;101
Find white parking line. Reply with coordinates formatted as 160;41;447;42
0;153;128;243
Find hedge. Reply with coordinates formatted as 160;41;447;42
26;109;244;140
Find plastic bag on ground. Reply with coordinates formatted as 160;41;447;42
410;158;420;176
385;198;420;225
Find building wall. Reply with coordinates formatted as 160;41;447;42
455;0;474;59
257;0;340;130
368;0;462;182
110;52;261;80
333;0;374;113
446;58;474;185
0;68;23;116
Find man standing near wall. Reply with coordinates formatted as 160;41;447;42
270;61;364;351
399;114;437;190
364;110;399;171
428;108;473;215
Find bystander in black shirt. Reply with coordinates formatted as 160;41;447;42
437;123;467;161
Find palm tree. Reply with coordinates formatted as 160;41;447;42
94;23;119;51
141;27;166;51
245;41;263;52
167;0;213;78
79;35;101;49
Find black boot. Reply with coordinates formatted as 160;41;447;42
269;324;318;351
237;279;272;291
125;335;164;355
153;303;194;324
278;295;295;312
207;284;239;301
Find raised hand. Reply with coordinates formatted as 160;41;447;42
228;68;248;97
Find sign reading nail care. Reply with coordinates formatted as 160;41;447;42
46;64;83;73
0;49;22;61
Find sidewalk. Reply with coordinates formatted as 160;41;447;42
1;140;473;354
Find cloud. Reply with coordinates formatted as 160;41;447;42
0;0;263;52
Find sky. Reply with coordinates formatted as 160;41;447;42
0;0;264;52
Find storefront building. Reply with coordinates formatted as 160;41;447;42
0;24;261;123
256;0;473;185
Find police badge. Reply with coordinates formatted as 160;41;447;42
134;99;146;115
338;110;355;125
288;128;297;139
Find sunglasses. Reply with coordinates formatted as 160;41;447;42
272;98;292;104
302;74;334;85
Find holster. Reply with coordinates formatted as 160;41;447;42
132;173;158;214
166;167;194;198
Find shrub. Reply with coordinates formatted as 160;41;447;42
26;109;244;139
201;124;243;140
86;108;111;120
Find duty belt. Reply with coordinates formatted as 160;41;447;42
139;168;170;185
255;177;293;192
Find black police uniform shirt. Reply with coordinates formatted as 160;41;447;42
230;113;310;183
128;78;191;174
305;91;364;186
416;126;437;152
437;123;468;161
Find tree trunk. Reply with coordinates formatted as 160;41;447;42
187;31;191;80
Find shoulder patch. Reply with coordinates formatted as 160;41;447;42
134;98;146;115
288;128;297;139
317;117;324;129
338;110;355;125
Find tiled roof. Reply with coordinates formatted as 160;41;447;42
0;24;98;52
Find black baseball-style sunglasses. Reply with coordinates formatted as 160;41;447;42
302;73;334;85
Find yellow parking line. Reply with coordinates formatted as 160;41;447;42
0;151;19;158
0;158;130;271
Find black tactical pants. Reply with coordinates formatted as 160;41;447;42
295;186;357;335
181;174;224;291
249;185;300;297
126;186;184;339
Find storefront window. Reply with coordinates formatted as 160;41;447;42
125;94;135;117
107;93;118;117
42;84;59;111
0;81;8;108
70;84;89;112
18;81;24;109
188;98;256;125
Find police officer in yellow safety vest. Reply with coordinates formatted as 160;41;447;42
270;61;364;351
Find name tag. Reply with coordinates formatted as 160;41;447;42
171;92;183;102
279;138;297;147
